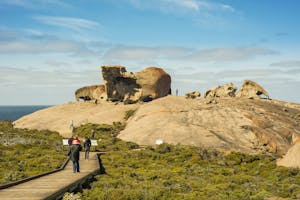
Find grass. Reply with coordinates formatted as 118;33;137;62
0;121;66;184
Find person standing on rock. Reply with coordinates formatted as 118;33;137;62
69;120;74;135
68;138;82;173
83;136;91;160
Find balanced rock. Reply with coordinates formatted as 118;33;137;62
102;66;171;104
236;80;269;99
75;85;106;102
185;91;201;99
204;83;237;98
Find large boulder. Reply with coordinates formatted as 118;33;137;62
236;80;269;99
204;83;237;99
101;66;171;104
75;85;106;102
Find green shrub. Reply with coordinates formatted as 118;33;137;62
77;131;300;200
0;121;65;184
124;109;137;120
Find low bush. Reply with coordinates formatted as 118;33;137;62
74;123;300;200
0;121;66;184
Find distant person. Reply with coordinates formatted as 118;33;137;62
68;138;82;173
83;136;92;160
69;120;74;134
176;89;178;96
91;129;95;139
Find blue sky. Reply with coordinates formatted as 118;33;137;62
0;0;300;105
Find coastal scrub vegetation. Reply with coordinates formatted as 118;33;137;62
72;124;300;199
0;121;65;184
1;119;300;199
73;122;139;151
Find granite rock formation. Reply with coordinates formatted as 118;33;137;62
236;80;269;99
75;85;106;102
101;66;171;104
204;83;237;99
118;96;300;156
185;91;201;99
14;95;300;158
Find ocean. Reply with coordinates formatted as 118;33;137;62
0;106;51;121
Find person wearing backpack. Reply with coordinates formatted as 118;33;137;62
68;138;82;173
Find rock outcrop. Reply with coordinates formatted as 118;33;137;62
185;91;201;99
14;101;139;137
75;85;106;102
102;66;171;104
277;141;300;168
204;83;237;99
14;95;300;157
118;96;300;156
236;80;269;99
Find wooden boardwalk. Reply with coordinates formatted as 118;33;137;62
0;152;100;200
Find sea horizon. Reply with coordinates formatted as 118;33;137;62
0;105;52;121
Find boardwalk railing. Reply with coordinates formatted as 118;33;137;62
0;157;70;190
0;152;101;200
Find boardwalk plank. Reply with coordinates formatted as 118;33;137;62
0;152;99;200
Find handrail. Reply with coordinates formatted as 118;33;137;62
0;156;70;190
44;165;101;200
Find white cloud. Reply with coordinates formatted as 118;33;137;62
0;0;70;9
103;46;278;63
34;16;101;31
104;46;192;60
126;0;236;29
162;0;201;11
45;61;70;67
0;66;101;87
188;47;278;61
0;40;81;54
0;0;32;7
270;60;300;68
128;0;234;13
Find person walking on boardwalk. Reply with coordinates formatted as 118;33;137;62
68;138;82;173
83;136;91;160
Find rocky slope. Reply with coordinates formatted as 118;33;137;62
14;101;139;138
118;96;300;156
14;95;300;166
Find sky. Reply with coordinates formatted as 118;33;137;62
0;0;300;105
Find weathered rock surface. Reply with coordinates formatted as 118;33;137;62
185;91;201;99
75;85;106;102
14;95;300;157
204;83;237;99
118;96;300;156
236;80;269;99
101;66;171;104
14;101;139;137
277;141;300;168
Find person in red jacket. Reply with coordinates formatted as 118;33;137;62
68;137;82;173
